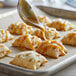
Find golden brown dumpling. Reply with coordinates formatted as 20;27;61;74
47;19;74;31
37;15;51;24
61;32;76;46
0;44;11;58
36;40;68;59
32;27;61;40
10;51;48;70
8;22;33;35
0;29;14;43
12;34;42;50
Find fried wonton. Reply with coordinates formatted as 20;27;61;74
36;40;68;59
0;44;11;58
62;32;76;46
0;29;14;43
12;34;42;50
37;15;51;24
47;19;74;31
10;51;48;70
8;22;33;35
32;27;61;40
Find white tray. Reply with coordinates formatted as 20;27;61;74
0;9;76;76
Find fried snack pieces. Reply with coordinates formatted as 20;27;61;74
36;40;67;59
62;32;76;46
0;29;14;43
0;44;11;58
32;27;61;40
8;22;33;35
10;51;48;70
12;34;42;50
47;19;74;31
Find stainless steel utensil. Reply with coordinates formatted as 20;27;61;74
17;0;44;30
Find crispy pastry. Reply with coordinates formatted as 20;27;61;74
61;32;76;46
12;34;42;50
0;44;11;58
32;27;61;40
10;51;48;70
47;19;74;31
36;40;68;59
0;29;14;43
37;15;51;24
8;22;33;35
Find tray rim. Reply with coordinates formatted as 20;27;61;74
0;55;75;75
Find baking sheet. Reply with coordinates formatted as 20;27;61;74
0;8;76;76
